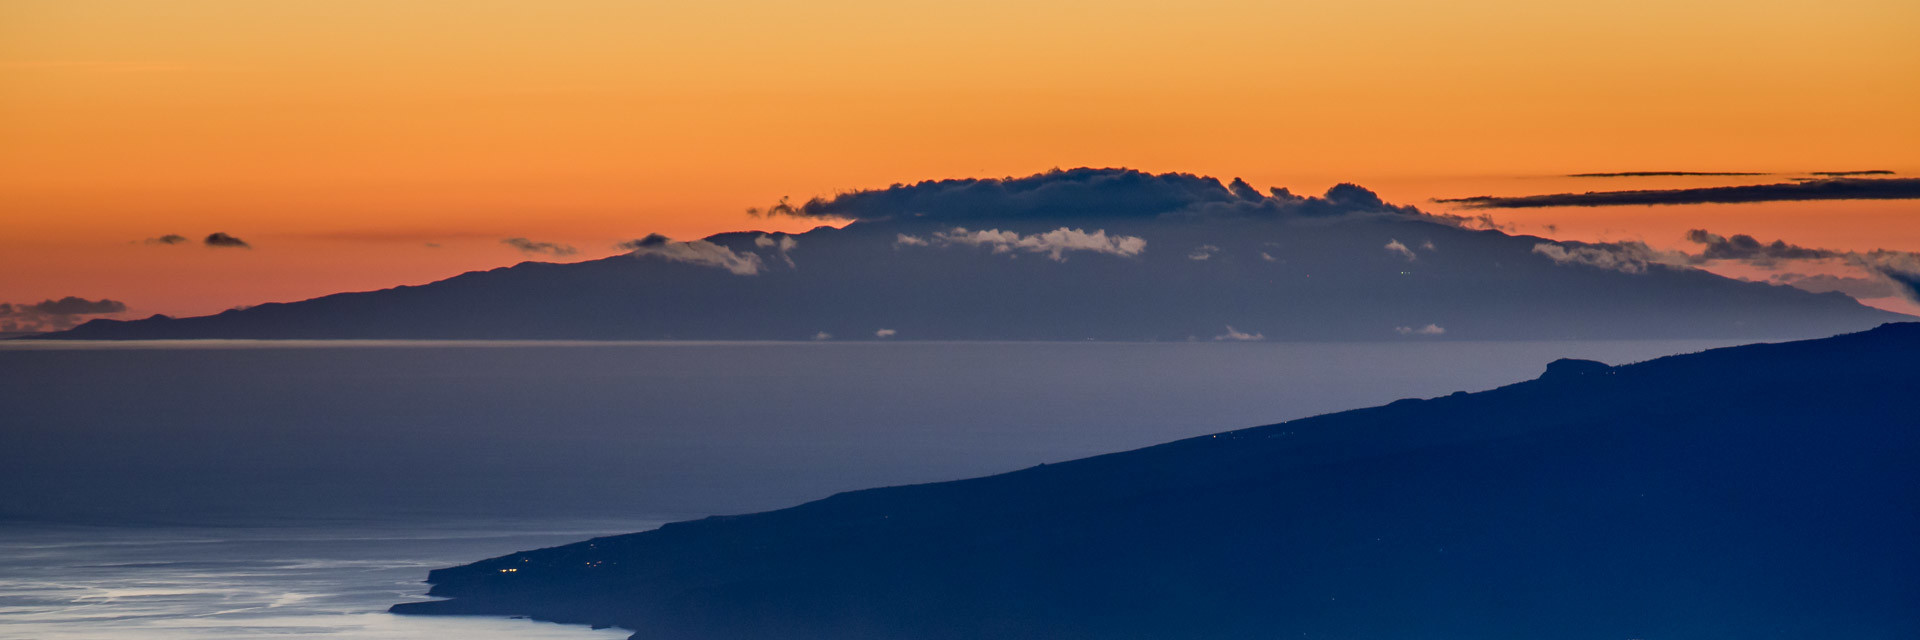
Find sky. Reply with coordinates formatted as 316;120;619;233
3;0;1917;322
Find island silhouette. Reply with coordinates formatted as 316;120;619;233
393;322;1920;639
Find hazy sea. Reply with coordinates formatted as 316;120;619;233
0;339;1751;638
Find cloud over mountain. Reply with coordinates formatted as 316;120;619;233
503;237;578;257
0;296;128;333
753;168;1425;223
896;227;1147;262
618;234;766;275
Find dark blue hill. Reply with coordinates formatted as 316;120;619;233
393;323;1920;639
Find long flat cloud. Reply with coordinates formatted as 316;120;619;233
897;227;1146;262
1438;178;1920;209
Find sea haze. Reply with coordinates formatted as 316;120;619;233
1;340;1751;524
0;519;650;640
2;340;1744;638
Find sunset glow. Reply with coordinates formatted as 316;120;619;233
4;0;1917;318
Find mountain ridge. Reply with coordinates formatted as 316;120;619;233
43;169;1911;341
391;322;1920;639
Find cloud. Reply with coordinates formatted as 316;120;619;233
1530;241;1685;275
754;234;797;251
502;237;579;257
1568;171;1768;178
1682;230;1835;265
145;234;188;245
811;331;832;341
618;234;765;275
1187;245;1220;261
1437;178;1920;209
0;296;129;333
1385;239;1416;261
907;227;1147;262
1260;252;1278;262
1395;324;1446;336
1213;326;1265;341
875;329;897;338
1812;170;1894;176
749;167;1428;223
755;233;798;267
1768;273;1899;299
204;232;250;248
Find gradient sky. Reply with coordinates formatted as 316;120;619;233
3;0;1917;319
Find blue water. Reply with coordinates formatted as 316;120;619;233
0;339;1750;637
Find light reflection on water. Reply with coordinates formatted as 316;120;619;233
0;520;655;639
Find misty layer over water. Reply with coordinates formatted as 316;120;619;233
0;340;1747;638
1;340;1749;523
0;520;651;640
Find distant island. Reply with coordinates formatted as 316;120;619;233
394;322;1920;639
46;169;1908;341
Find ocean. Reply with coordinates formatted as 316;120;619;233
0;339;1749;637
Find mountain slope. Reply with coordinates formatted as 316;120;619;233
49;170;1908;341
393;323;1920;639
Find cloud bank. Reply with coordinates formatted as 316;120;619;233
897;227;1147;262
1439;178;1920;209
751;168;1426;223
619;234;765;275
1531;229;1920;303
0;296;128;333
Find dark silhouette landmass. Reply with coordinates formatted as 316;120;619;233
394;323;1920;639
45;169;1909;341
41;169;1904;342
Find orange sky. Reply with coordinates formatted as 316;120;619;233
3;0;1917;320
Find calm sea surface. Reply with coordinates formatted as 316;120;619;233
0;339;1750;637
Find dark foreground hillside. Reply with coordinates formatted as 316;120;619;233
395;323;1920;639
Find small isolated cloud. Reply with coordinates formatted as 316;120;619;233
617;234;765;275
754;234;798;267
811;331;832;341
754;234;797;251
1188;245;1220;261
1420;240;1436;252
1395;324;1446;336
1214;325;1265;341
502;237;578;257
1260;252;1278;262
908;227;1147;262
0;296;129;333
1437;177;1920;209
145;234;188;245
894;234;929;247
875;328;897;338
204;232;250;248
1385;239;1416;261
